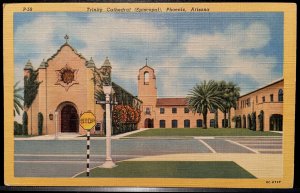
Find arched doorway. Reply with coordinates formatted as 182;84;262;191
251;112;256;131
247;114;252;129
270;114;283;131
144;118;154;128
243;115;246;128
60;104;79;132
235;116;241;128
258;110;264;131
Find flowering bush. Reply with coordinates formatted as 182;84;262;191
125;105;134;123
112;105;127;125
134;108;141;123
112;105;141;125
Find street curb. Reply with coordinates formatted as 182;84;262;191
111;128;151;139
14;128;152;141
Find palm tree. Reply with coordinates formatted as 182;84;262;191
217;81;228;128
214;106;218;128
187;80;224;129
225;82;240;128
14;81;24;116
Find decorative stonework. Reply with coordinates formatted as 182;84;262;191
55;64;79;91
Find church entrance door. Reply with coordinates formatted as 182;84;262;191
61;104;79;132
144;118;154;128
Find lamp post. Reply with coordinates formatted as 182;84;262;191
54;111;58;139
100;85;116;168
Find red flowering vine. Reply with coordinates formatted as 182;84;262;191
112;105;141;125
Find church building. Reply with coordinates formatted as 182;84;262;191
23;36;141;136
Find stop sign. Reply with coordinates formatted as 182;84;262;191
80;111;96;130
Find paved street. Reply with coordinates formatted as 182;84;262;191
14;136;282;177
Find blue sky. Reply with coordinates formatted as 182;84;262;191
14;12;283;98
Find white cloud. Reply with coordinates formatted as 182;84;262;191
155;58;215;97
184;22;275;83
14;13;173;95
14;14;172;70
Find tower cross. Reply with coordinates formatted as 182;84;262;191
145;57;148;66
64;34;69;43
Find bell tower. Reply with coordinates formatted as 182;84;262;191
138;59;157;106
137;59;157;128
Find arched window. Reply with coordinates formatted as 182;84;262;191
278;89;283;102
144;72;149;85
210;119;215;128
184;119;190;128
145;107;151;115
160;120;166;128
196;119;203;128
171;120;178;128
258;110;264;131
222;119;228;128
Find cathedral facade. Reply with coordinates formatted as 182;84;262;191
23;38;113;135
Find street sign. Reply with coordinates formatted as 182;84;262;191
80;111;96;177
80;111;96;130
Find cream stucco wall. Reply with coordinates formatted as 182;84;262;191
25;44;105;135
235;80;283;131
137;65;235;129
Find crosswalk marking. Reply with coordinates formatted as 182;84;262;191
198;139;216;153
226;140;260;154
226;136;282;154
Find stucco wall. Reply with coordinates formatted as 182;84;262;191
26;44;104;135
235;80;283;131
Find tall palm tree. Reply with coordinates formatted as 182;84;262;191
225;82;240;128
217;81;228;128
187;80;224;129
14;81;24;116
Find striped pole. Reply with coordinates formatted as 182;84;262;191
86;130;90;177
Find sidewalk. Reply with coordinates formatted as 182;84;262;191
112;128;150;139
14;128;151;140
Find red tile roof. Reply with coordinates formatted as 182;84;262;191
156;98;188;106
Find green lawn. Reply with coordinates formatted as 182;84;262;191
76;161;255;178
127;128;282;137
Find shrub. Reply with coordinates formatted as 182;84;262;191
22;111;28;135
38;112;43;135
14;121;23;135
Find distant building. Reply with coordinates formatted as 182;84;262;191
137;64;283;132
137;64;230;129
235;79;283;131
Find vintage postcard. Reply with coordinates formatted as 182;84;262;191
3;3;296;189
